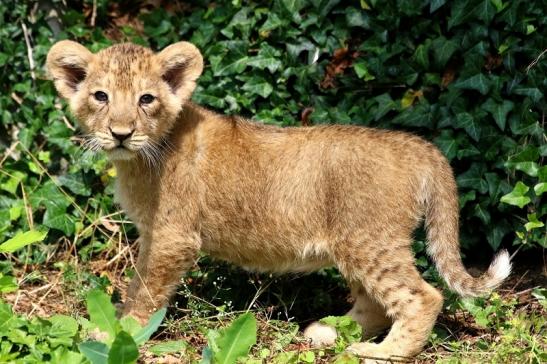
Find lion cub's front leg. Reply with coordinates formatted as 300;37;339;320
122;229;201;324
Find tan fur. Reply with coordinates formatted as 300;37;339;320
46;41;511;361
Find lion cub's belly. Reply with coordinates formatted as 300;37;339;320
201;235;333;274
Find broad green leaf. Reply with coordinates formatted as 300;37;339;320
434;131;458;160
0;301;16;332
119;316;142;337
0;230;48;253
353;62;375;81
512;87;543;102
454;112;481;141
538;165;547;181
57;174;91;196
148;340;187;355
333;352;360;364
86;290;117;341
473;203;491;224
430;0;447;13
412;43;430;69
212;56;249;76
457;164;488;193
43;207;76;236
500;182;531;208
473;0;496;23
0;275;18;293
346;9;369;29
448;0;474;29
432;37;458;68
79;341;109;364
49;315;79;338
511;162;539;177
455;74;490;95
534;183;547;196
0;171;25;195
482;99;513;130
133;308;167;345
200;346;214;364
108;331;139;364
215;312;257;364
524;214;544;232
241;78;273;98
459;190;476;208
486;220;511;250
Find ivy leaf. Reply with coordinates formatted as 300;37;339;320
434;131;458;160
457;163;488;193
211;56;249;76
448;0;474;29
511;162;539;177
432;37;458;68
430;0;447;13
353;62;375;81
455;73;491;95
534;183;547;196
512;87;543;103
247;44;282;73
454;112;481;141
481;99;514;130
500;182;531;208
57;174;91;196
524;214;544;232
472;0;496;23
43;207;76;236
486;219;511;251
412;43;430;69
242;77;273;98
473;202;491;224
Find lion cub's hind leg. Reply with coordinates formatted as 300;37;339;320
303;279;391;348
338;239;444;362
348;283;392;339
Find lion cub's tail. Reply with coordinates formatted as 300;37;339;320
423;160;511;297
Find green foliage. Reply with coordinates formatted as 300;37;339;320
0;0;545;362
0;0;543;275
432;292;547;363
319;316;362;353
0;286;165;363
0;229;47;293
202;312;257;364
79;289;167;364
0;229;48;253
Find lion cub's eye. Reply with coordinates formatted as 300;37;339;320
139;94;155;105
94;91;108;102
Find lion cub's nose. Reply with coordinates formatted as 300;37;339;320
109;127;134;143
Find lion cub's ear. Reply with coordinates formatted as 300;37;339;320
46;40;94;99
156;42;204;102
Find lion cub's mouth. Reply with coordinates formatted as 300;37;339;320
107;146;136;161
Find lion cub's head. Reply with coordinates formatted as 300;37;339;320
46;41;203;161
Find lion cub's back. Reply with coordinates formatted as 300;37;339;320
199;119;441;247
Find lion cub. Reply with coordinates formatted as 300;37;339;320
47;41;510;361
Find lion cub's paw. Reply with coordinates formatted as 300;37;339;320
346;342;402;363
303;322;338;347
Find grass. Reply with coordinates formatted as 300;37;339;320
2;218;545;363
